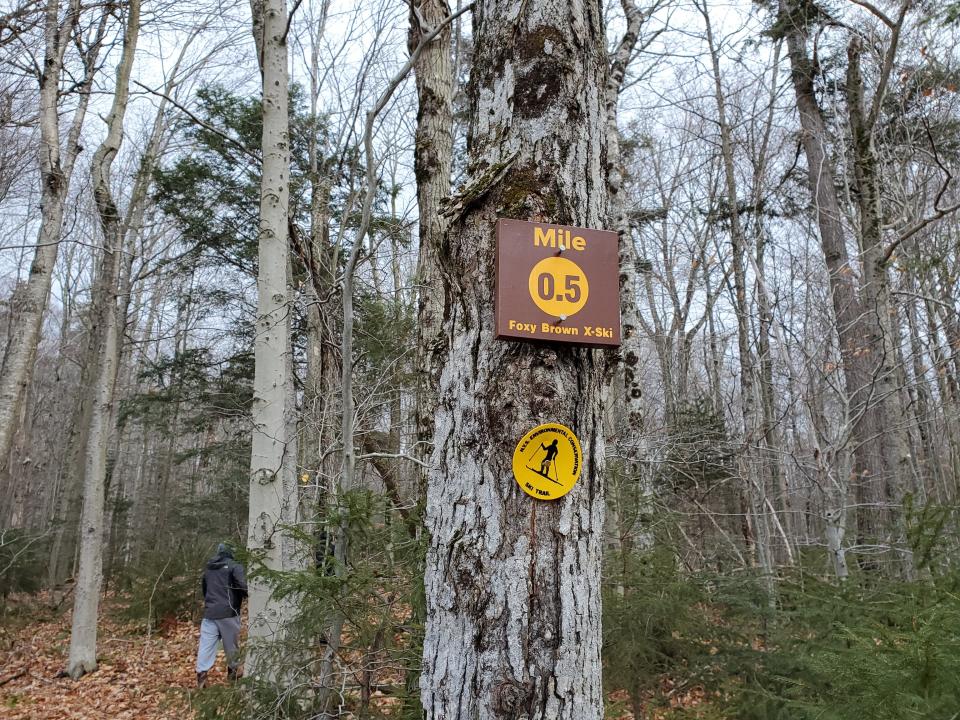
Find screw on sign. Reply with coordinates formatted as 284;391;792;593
512;423;583;500
495;218;621;347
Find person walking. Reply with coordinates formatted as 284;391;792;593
195;543;247;687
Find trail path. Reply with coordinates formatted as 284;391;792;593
0;595;703;719
0;598;214;720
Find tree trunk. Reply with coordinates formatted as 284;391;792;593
846;38;908;562
607;0;645;449
246;0;302;681
605;1;653;559
420;1;610;717
411;0;454;505
781;3;892;556
824;508;849;580
700;1;774;588
67;0;140;678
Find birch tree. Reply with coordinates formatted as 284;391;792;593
420;0;611;716
66;0;140;679
607;0;661;453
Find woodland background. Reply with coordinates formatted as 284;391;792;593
3;0;960;718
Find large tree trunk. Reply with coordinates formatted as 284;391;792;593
846;37;908;558
781;3;892;556
246;0;302;681
411;0;454;508
420;1;610;718
407;0;454;701
66;0;140;678
0;0;99;473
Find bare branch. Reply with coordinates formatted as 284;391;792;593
846;0;895;28
132;80;260;163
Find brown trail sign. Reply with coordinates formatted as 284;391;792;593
495;218;621;347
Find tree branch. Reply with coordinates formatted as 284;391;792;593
132;80;260;163
846;0;895;28
866;0;910;131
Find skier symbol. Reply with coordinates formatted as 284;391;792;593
512;423;583;501
527;438;563;485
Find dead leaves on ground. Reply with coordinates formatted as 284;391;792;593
0;596;205;720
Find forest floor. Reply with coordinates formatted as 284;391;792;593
0;593;200;720
0;593;701;720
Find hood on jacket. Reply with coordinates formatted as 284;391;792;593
207;543;235;568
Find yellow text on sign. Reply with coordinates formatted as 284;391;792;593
528;257;589;318
512;423;583;501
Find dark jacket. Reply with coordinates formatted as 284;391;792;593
201;550;247;620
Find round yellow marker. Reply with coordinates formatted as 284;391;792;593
527;256;589;318
512;423;583;500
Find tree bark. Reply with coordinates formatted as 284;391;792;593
66;0;140;679
781;2;893;555
607;0;645;449
245;0;302;681
420;1;610;717
411;0;454;508
846;37;908;553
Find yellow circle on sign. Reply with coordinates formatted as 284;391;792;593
527;256;589;318
512;423;583;501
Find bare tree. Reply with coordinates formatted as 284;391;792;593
66;0;140;679
0;0;106;475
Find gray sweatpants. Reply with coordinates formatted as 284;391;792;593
196;616;242;672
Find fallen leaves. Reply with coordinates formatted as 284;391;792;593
0;596;208;720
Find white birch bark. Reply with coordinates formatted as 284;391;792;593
421;1;610;717
66;0;140;679
824;508;849;580
607;0;645;450
245;0;301;681
605;0;653;561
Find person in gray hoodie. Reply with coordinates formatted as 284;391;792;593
195;543;247;687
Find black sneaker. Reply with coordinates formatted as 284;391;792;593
197;671;208;688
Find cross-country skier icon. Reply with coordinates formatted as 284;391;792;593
513;423;583;501
527;438;563;485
